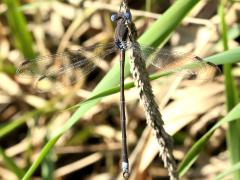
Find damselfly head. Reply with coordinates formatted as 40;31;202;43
111;11;132;22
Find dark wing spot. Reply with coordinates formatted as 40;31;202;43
38;75;47;81
21;61;31;66
194;56;203;61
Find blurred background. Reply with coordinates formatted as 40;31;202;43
0;0;240;179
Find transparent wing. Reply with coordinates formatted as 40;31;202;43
128;43;221;81
16;42;117;92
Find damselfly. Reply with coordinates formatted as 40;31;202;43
16;8;220;179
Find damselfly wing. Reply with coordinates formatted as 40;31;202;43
16;43;118;92
16;42;220;93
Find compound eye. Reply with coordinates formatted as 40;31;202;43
111;13;118;21
123;11;132;20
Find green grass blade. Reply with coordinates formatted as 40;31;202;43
0;105;55;140
22;0;201;179
214;162;240;180
178;103;240;177
3;0;35;59
0;147;25;178
69;47;240;110
206;47;240;65
218;1;240;179
138;0;200;46
41;135;55;180
215;23;240;49
0;110;42;139
22;134;61;180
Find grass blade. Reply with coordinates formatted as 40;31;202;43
0;147;25;178
178;103;240;177
70;47;240;110
0;104;55;140
3;0;35;59
218;1;240;179
41;135;55;180
214;162;240;180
